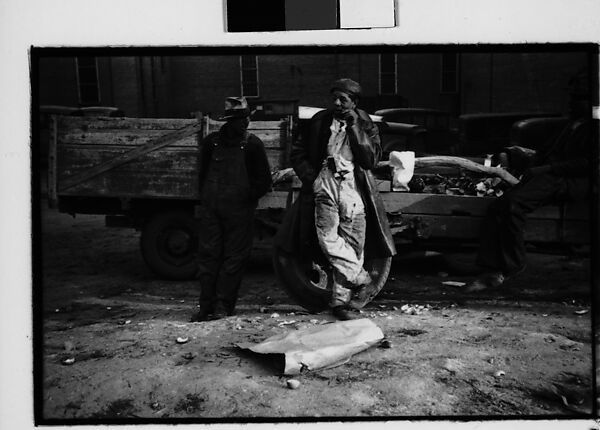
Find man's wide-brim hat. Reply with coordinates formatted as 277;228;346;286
330;78;362;98
218;96;251;120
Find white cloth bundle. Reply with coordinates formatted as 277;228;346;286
389;151;415;192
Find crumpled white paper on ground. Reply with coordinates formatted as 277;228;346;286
237;318;384;375
389;150;415;191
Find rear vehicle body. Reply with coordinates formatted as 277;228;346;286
374;108;459;154
457;112;562;156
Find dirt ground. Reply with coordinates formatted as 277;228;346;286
37;200;595;422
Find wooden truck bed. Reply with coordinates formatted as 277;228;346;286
380;190;589;244
49;114;589;253
49;115;292;207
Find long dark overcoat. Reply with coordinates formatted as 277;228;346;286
275;108;396;260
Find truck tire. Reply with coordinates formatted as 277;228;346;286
272;245;392;312
140;210;198;280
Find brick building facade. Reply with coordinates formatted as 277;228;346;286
36;49;589;119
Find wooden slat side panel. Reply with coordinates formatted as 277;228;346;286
266;149;285;172
381;193;493;216
393;214;481;239
56;117;291;142
56;146;284;193
204;119;288;130
279;118;291;167
56;149;284;196
203;118;290;142
396;214;590;244
380;192;586;220
56;116;196;131
57;148;199;198
57;148;198;178
375;179;392;192
58;171;199;199
199;130;288;149
200;119;291;166
59;128;285;149
205;120;222;135
248;129;285;148
58;122;202;191
257;191;288;209
54;116;290;198
57;129;199;147
249;120;291;130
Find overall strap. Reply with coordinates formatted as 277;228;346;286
240;131;249;150
212;131;249;149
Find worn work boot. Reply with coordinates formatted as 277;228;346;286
348;285;370;310
352;268;372;287
465;272;506;292
332;306;358;321
212;302;229;320
190;308;212;322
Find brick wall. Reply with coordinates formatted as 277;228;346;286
107;57;141;116
36;51;590;119
461;52;588;115
38;57;79;106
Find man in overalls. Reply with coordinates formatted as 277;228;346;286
191;97;272;322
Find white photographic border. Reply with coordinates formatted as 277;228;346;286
2;1;599;429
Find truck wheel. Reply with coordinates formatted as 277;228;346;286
272;245;392;312
140;210;198;280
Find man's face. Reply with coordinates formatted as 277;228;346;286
331;90;357;119
228;116;250;135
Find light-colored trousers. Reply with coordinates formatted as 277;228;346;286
313;165;367;307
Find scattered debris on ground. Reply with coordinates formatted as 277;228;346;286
39;203;593;419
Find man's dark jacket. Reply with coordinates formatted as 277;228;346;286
275;108;396;259
198;126;272;206
538;118;591;177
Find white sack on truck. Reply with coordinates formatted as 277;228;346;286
389;150;416;191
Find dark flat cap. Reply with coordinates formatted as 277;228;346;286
330;78;362;97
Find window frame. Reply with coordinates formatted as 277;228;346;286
75;57;101;105
240;55;260;98
379;53;397;95
440;53;459;94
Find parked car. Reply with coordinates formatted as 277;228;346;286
457;112;561;156
509;116;570;152
374;108;459;154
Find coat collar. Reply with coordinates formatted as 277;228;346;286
317;109;334;139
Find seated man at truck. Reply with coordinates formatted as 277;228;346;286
467;76;592;292
277;78;396;320
191;97;272;321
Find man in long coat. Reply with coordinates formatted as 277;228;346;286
276;78;396;320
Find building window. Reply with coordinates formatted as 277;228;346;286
379;54;397;95
240;55;259;98
75;57;100;105
441;53;459;94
